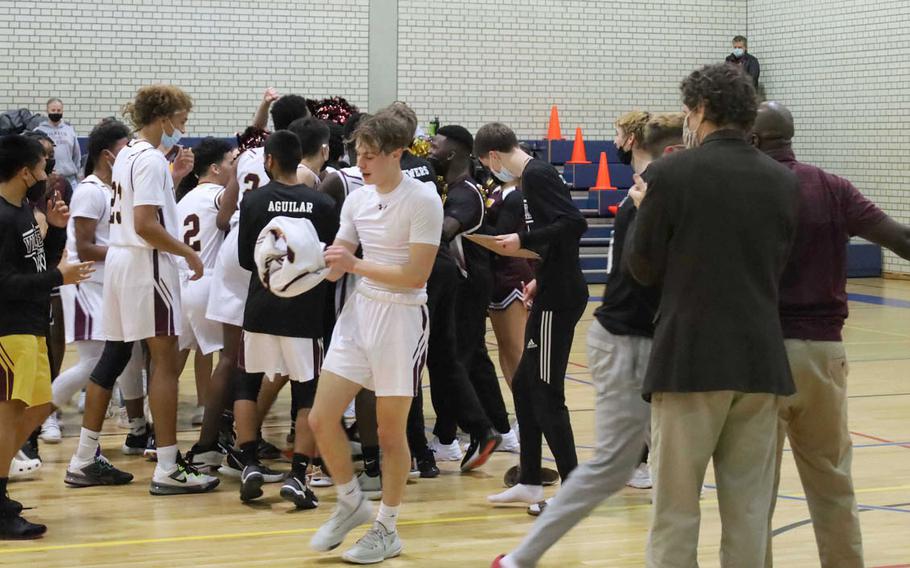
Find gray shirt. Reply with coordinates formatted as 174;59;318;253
35;120;81;180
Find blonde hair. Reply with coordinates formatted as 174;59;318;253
354;108;413;154
615;111;652;145
642;112;685;158
122;85;193;129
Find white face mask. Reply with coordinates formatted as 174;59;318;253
683;111;701;149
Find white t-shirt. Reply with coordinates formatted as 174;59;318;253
66;174;111;284
336;174;443;296
109;139;179;249
177;183;225;270
232;147;269;226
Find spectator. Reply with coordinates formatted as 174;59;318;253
35;98;81;187
726;35;761;88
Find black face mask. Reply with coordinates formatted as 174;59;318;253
45;158;55;175
26;170;46;203
426;154;448;178
48;113;63;123
617;145;633;166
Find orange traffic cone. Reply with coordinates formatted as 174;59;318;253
565;127;590;164
546;105;564;140
591;152;616;190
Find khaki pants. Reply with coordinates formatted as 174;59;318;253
647;391;780;568
765;340;864;568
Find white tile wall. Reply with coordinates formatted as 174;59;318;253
0;0;370;136
750;0;910;272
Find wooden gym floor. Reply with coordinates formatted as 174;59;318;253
2;279;909;567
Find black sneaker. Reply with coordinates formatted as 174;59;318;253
240;465;266;502
65;455;134;487
122;424;151;456
460;429;502;472
0;495;23;516
186;444;225;473
280;475;319;510
503;465;560;488
19;438;39;461
219;446;244;478
416;453;440;479
0;512;46;540
257;437;282;460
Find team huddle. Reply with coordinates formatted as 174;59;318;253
0;83;593;564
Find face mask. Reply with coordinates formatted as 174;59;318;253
683;111;700;149
490;154;515;183
25;170;46;202
160;119;184;151
732;48;745;58
617;142;633;166
48;113;63;123
45;158;55;175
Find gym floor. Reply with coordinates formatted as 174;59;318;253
2;279;908;567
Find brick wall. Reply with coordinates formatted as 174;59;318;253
750;0;910;272
397;0;747;139
0;0;370;136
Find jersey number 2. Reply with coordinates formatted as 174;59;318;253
183;214;201;251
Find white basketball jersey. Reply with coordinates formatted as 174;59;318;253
231;147;270;226
177;183;225;270
339;166;364;198
109;139;179;249
65;174;111;284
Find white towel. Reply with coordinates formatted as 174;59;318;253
254;216;329;298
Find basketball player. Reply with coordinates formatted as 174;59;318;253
236;129;339;507
492;113;683;568
68;85;219;495
0;133;92;538
175;137;234;439
308;108;443;563
52;120;149;458
476;123;588;507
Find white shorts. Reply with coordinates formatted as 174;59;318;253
242;332;322;383
61;280;105;343
322;288;429;397
179;275;224;355
206;228;250;327
102;247;182;342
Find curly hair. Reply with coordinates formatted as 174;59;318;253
680;63;757;130
122;85;193;129
615;111;652;144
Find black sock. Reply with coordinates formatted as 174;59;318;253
240;441;258;467
363;445;380;477
292;454;310;480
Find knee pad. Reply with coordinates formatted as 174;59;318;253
234;371;264;402
290;379;318;411
90;341;136;390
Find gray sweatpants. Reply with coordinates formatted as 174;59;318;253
509;320;652;567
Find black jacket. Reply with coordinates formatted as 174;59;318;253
625;130;799;397
725;52;761;87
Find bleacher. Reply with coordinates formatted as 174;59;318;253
523;137;883;285
76;134;883;285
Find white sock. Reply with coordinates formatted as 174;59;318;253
499;554;519;568
74;428;100;464
336;477;362;509
376;502;399;533
128;417;147;435
157;444;178;470
487;483;544;505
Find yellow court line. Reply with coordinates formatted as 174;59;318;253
0;504;660;556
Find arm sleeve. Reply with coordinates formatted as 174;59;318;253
623;165;673;287
335;193;360;245
518;167;586;249
409;189;444;245
44;225;67;268
133;153;169;208
0;224;62;299
840;178;887;236
237;198;256;272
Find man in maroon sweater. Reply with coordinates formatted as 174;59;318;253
753;101;910;568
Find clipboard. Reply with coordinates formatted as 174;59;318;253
464;234;541;259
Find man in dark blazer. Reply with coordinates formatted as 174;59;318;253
625;63;800;568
